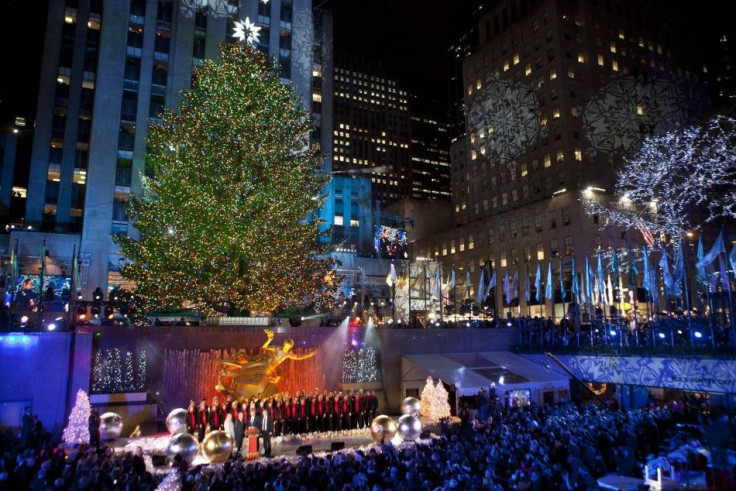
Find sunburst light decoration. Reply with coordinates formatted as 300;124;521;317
233;17;261;45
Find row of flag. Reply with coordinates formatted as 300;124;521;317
386;230;736;306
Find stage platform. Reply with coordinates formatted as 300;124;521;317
108;426;386;468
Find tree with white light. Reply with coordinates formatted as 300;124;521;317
62;389;91;445
582;114;736;241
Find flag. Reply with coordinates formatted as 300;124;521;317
503;270;510;304
730;243;736;275
449;268;456;289
627;245;638;287
466;269;471;298
524;269;530;302
485;270;496;300
39;240;46;298
585;256;593;304
659;245;673;291
571;257;579;299
476;269;485;304
545;261;553;300
597;252;606;303
607;274;614;305
433;269;440;299
9;239;18;290
672;243;685;296
511;271;519;300
643;246;653;295
696;230;725;270
696;237;707;286
718;253;731;292
559;260;565;302
535;263;542;303
612;249;619;278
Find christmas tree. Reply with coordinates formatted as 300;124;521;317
419;376;435;419
118;42;338;316
62;389;91;445
433;379;452;420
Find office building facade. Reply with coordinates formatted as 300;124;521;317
24;0;331;296
417;0;710;317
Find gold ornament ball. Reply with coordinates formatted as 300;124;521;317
400;397;421;416
202;430;234;464
165;408;188;435
99;412;123;441
166;432;199;465
369;415;397;443
397;414;422;441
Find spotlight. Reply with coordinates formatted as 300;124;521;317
498;375;505;385
507;322;512;327
677;330;683;335
609;330;617;336
47;323;56;331
658;332;666;339
694;331;703;339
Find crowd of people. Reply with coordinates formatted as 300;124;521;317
6;396;729;491
184;390;380;454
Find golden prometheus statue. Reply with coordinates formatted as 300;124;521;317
215;329;317;399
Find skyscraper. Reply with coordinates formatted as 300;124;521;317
418;0;710;317
23;0;330;296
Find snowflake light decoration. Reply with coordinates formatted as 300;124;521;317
233;17;261;45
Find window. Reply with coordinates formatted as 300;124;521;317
537;242;545;260
564;236;573;255
334;215;343;226
500;252;507;268
548;212;557;229
562;206;571;225
524;245;532;263
469;234;474;250
550;239;559;257
534;215;543;233
522;218;530;236
499;225;506;242
510;221;518;239
544;154;551;167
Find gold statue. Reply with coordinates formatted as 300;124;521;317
215;329;317;399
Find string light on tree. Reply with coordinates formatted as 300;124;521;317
62;389;91;445
117;43;338;317
136;349;147;391
433;379;452;420
419;377;435;419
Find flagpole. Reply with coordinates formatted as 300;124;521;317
526;263;531;319
438;263;444;325
423;261;428;320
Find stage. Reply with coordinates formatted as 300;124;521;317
108;426;389;469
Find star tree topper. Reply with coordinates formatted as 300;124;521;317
233;17;261;45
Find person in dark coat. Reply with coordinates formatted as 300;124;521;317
20;406;34;448
88;407;101;449
260;405;273;458
233;411;245;454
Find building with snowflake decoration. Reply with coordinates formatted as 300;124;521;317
416;0;711;318
21;0;334;298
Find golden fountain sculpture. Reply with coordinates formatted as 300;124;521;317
215;329;317;399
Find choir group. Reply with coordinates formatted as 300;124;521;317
184;389;379;445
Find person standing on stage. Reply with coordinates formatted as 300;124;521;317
299;395;310;434
209;396;224;431
341;392;351;430
196;399;208;442
260;404;273;458
186;400;197;435
88;407;101;449
223;413;235;444
233;411;245;455
272;394;283;437
228;400;239;422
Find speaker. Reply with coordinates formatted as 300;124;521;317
330;441;345;452
295;445;312;456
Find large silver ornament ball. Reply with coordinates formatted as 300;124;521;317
166;408;188;434
202;430;234;464
400;397;421;416
99;412;123;441
397;414;422;441
369;415;397;443
166;432;199;465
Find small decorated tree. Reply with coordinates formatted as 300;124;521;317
419;376;435;419
433;379;452;420
62;389;91;445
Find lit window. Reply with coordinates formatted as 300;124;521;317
549;69;557;80
350;219;359;227
540;115;548;126
567;68;574;78
637;104;643;115
525;65;532;76
612;60;619;71
334;215;344;226
513;53;520;65
537;243;545;260
597;54;604;66
544;154;551;167
610;42;616;53
556;150;564;162
553;108;560;119
577;52;585;63
476;79;482;89
574;148;582;161
451;240;456;254
312;93;322;102
503;61;510;71
618;29;625;40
